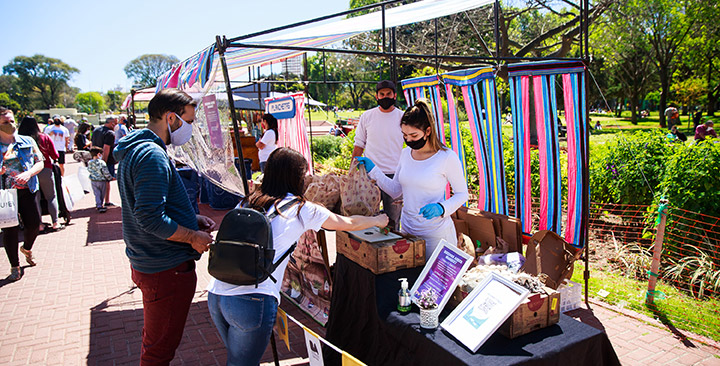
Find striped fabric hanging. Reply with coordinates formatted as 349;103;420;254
507;60;588;248
441;67;507;215
443;83;467;182
264;92;314;175
400;75;445;144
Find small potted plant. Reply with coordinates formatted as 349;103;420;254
417;288;440;329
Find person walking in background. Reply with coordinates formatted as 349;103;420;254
115;114;129;144
92;116;118;206
64;116;78;152
87;147;114;213
695;120;717;142
0;107;44;281
45;116;70;176
255;113;278;173
665;104;679;129
17;116;63;233
114;89;216;365
207;147;387;366
351;80;405;230
356;99;469;256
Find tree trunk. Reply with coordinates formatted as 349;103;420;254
707;55;717;116
630;93;639;124
658;66;669;128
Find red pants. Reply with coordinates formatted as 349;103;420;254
131;261;197;366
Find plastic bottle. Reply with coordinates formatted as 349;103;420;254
398;278;411;313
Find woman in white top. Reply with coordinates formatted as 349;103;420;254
207;147;387;366
255;113;278;173
356;99;469;256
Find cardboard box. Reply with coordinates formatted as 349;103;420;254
498;287;561;339
336;230;426;274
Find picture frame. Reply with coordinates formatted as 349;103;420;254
440;272;530;352
409;239;474;314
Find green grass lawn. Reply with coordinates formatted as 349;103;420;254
570;262;720;341
306;109;363;124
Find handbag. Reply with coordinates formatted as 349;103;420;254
0;176;19;228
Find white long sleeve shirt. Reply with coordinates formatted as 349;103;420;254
369;147;469;255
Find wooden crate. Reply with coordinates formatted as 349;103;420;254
498;287;561;339
336;230;426;274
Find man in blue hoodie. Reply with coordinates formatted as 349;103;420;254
114;88;217;366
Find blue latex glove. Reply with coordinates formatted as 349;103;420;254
420;203;444;220
355;157;376;173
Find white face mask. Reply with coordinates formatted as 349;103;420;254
169;113;193;146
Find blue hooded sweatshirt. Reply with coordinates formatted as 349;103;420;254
113;129;199;273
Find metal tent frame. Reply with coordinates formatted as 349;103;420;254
212;0;592;313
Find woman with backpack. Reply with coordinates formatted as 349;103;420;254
207;147;387;366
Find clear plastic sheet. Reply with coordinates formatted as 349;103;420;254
168;92;248;196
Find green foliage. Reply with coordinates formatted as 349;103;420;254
589;131;671;205
311;135;344;162
666;245;720;299
322;129;356;171
2;54;79;109
124;54;179;88
105;90;127;112
75;92;107;114
0;93;21;112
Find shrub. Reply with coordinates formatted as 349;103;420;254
311;135;344;162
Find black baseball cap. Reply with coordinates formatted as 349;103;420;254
376;80;396;93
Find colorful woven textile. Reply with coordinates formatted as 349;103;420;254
442;67;507;215
508;60;588;248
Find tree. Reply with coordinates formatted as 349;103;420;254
75;92;107;113
0;93;21;112
124;54;179;88
2;55;79;109
105;90;127;111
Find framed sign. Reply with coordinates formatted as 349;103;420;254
267;96;296;119
410;239;473;314
441;272;530;352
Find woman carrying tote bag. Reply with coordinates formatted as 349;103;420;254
0;107;44;281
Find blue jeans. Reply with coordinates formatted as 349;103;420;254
208;293;278;366
259;161;267;173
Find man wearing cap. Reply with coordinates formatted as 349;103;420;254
352;80;404;229
92;116;118;205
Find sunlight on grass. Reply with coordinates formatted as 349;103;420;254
571;262;720;341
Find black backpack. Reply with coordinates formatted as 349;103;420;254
208;198;299;287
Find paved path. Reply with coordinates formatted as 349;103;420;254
0;158;718;365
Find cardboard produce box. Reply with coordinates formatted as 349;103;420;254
336;230;426;274
498;287;560;339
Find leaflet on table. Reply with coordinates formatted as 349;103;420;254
410;239;473;314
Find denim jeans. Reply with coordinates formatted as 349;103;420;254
208;293;278;366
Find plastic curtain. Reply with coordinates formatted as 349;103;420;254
507;60;588;248
441;67;507;215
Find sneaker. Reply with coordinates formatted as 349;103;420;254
104;202;115;207
9;267;21;281
99;207;107;213
19;247;36;266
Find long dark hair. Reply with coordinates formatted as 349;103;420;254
18;116;41;142
401;99;446;152
245;147;306;214
263;113;279;143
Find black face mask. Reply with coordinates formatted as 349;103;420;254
377;97;395;110
404;136;427;150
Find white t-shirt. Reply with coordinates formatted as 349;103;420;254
369;147;469;255
46;125;70;152
207;194;331;301
354;106;404;174
258;129;277;163
64;119;78;134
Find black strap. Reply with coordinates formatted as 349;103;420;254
266;198;300;220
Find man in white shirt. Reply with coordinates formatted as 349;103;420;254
352;80;404;229
46;116;71;175
64;116;78;152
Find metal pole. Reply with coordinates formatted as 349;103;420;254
270;333;280;366
130;89;136;122
381;3;386;53
434;18;439;73
494;0;500;62
582;0;591;306
304;52;315;172
216;35;250;196
391;27;397;83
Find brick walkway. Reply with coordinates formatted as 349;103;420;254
0;158;718;365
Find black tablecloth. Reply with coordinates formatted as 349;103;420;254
325;254;620;366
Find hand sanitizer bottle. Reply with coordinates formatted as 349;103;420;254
398;278;411;313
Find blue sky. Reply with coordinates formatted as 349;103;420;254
3;0;348;93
